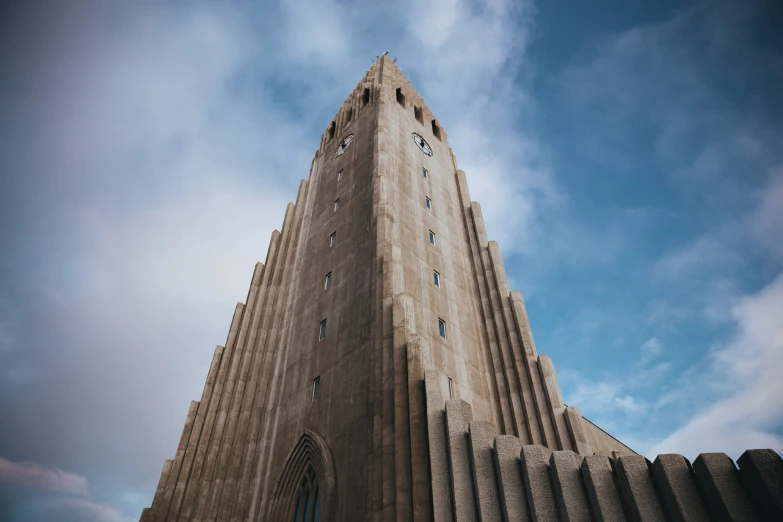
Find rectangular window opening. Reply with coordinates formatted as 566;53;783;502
328;121;336;140
448;377;453;399
396;87;406;107
425;197;432;210
429;230;436;245
438;318;447;339
337;169;343;181
422;168;428;179
362;87;370;107
346;108;352;122
433;271;440;287
330;232;337;248
414;106;423;124
431;120;441;140
312;376;321;401
319;319;327;340
334;198;340;212
324;272;332;290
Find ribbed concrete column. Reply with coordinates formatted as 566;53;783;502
581;455;625;522
406;336;432;521
446;399;477;522
520;445;557;521
615;455;666;522
425;370;453;522
564;407;591;455
651;454;709;522
165;344;225;520
692;453;757;522
392;293;415;520
156;400;198;521
493;436;530;522
737;449;783;520
194;231;278;521
148;459;172;520
537;355;573;451
468;421;502;522
550;451;591;522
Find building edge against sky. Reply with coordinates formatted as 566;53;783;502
140;55;783;521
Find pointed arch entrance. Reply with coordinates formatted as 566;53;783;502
268;430;336;521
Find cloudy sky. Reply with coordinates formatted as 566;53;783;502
1;0;781;520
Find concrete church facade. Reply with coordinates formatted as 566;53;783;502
141;56;783;521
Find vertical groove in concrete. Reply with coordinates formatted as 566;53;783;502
461;198;507;434
406;337;432;521
510;290;556;449
425;370;454;522
165;344;225;519
537;355;573;451
446;399;478;522
691;453;757;522
737;449;783;520
392;293;414;521
468;421;502;522
156;400;198;521
615;456;666;522
550;451;591;522
479;236;525;440
488;241;541;445
148;459;173;520
493;436;530;522
564;407;591;455
212;205;295;521
180;300;246;519
520;444;558;521
470;201;516;438
239;180;310;522
194;229;279;521
651;454;710;522
581;455;626;522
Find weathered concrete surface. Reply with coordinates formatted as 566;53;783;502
138;55;783;522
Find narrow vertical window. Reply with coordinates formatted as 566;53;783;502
362;87;370;107
324;272;332;290
312;377;321;401
425;197;431;209
448;377;453;398
328;121;336;139
319;319;327;340
334;198;340;212
433;271;440;287
337;169;343;181
346;108;353;122
414;106;423;124
429;230;436;245
431;120;441;140
330;232;337;247
396;87;406;107
422;168;428;179
438;318;446;338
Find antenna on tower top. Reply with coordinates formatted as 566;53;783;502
383;50;389;56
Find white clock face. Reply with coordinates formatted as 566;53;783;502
412;133;432;156
335;134;354;157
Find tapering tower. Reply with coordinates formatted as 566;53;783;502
141;55;635;522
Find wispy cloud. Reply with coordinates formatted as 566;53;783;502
0;457;133;522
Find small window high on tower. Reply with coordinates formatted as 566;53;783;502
346;108;353;123
414;106;423;124
328;121;336;140
362;88;370;107
396;88;406;107
319;319;327;340
438;318;447;338
431;120;441;140
312;376;321;400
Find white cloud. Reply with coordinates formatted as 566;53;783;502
0;458;88;496
650;274;783;459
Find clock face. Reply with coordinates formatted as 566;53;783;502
412;133;433;156
335;134;354;157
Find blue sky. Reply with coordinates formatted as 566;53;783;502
0;1;781;520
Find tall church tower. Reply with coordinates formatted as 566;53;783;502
141;55;635;522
